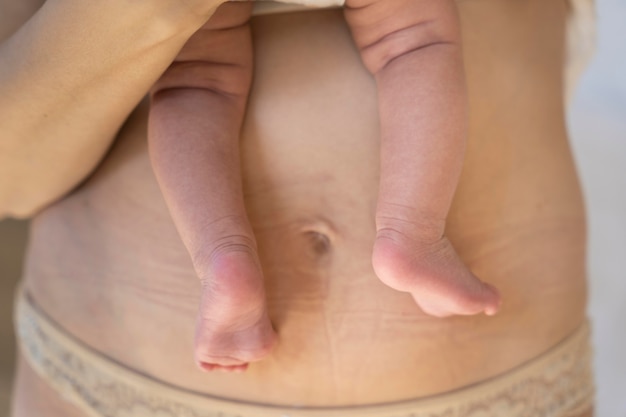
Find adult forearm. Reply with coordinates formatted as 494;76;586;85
0;0;222;218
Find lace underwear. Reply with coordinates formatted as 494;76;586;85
16;288;594;417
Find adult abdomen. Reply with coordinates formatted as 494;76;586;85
22;2;587;407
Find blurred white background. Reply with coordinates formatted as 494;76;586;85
568;0;626;415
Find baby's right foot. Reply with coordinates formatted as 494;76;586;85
372;227;501;317
193;250;276;372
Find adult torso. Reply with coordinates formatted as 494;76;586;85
22;1;587;406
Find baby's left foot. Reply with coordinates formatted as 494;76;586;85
372;229;501;317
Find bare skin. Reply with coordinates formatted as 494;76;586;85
148;0;499;371
3;2;590;416
149;3;276;372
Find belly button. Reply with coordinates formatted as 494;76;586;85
298;218;336;258
304;230;332;256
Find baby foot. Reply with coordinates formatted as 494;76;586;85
372;229;501;317
194;250;277;372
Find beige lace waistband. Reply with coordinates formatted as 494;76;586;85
16;289;594;417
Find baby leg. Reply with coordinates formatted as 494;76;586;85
148;2;276;371
345;0;500;317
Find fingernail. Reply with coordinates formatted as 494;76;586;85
197;361;216;372
232;366;248;373
484;300;502;316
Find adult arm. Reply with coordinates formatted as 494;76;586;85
0;0;224;218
